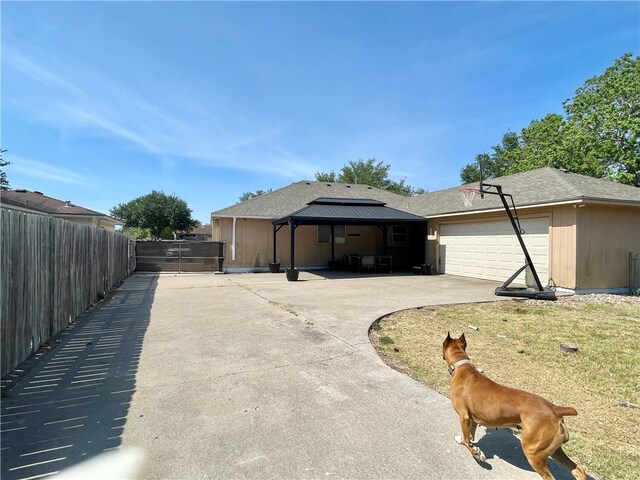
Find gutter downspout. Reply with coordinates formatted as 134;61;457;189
232;217;237;261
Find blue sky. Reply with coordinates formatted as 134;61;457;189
2;1;638;224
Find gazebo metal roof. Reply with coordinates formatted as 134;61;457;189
273;197;428;226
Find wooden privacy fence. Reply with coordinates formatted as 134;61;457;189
0;209;136;377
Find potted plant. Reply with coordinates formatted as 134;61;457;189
269;262;281;273
285;267;300;281
328;260;341;271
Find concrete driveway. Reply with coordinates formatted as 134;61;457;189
1;272;574;479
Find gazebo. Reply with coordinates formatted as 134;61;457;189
272;197;428;279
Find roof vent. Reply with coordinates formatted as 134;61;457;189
305;182;310;185
346;185;351;188
559;168;568;173
65;200;72;207
367;186;372;189
34;191;43;195
15;189;27;193
326;184;331;187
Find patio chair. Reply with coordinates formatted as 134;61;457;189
377;255;392;273
360;255;376;273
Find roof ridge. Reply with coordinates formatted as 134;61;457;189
544;168;584;198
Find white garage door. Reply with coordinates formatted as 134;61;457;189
440;218;549;285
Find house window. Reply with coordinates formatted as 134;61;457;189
317;225;346;244
391;225;408;244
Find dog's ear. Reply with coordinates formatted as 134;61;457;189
459;333;467;349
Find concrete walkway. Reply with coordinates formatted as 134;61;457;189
2;272;575;479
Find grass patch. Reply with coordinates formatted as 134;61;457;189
268;300;298;317
369;298;640;480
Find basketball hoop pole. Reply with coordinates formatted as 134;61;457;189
479;182;555;300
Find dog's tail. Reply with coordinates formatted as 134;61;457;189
554;406;578;417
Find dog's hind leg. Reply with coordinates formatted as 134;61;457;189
550;447;586;480
522;423;564;480
524;452;555;480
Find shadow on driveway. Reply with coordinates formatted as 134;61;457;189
476;428;592;480
1;274;158;480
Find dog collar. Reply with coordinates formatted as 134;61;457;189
448;359;471;375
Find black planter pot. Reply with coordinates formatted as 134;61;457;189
269;262;281;273
328;260;341;271
285;267;300;281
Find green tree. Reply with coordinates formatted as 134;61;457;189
238;190;267;202
314;171;337;182
460;53;640;186
563;53;639;186
460;153;493;184
504;114;605;178
505;114;569;172
0;149;9;191
460;133;519;184
315;158;426;195
110;190;199;239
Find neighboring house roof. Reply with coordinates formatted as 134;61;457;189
0;189;122;223
406;167;640;218
191;224;211;235
274;198;427;225
212;181;414;219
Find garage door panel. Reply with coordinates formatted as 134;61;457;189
440;219;548;284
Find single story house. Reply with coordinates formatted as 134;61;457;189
211;168;640;293
1;189;122;231
179;224;213;241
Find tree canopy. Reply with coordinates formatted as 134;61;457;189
315;158;426;196
0;149;9;191
460;53;640;186
110;190;199;239
238;190;267;202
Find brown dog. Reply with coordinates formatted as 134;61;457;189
443;332;586;480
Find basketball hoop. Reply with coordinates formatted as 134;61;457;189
459;188;482;208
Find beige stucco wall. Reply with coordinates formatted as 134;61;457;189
548;206;577;289
575;204;640;291
213;217;384;268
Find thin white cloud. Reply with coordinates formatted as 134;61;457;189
3;42;314;179
6;156;91;185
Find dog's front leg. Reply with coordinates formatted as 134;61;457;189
458;416;486;462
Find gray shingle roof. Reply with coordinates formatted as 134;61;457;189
1;189;119;220
406;167;640;217
212;168;639;221
212;181;414;219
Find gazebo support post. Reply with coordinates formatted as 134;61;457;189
382;225;389;256
273;224;277;263
289;220;296;269
286;220;300;281
330;224;335;262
